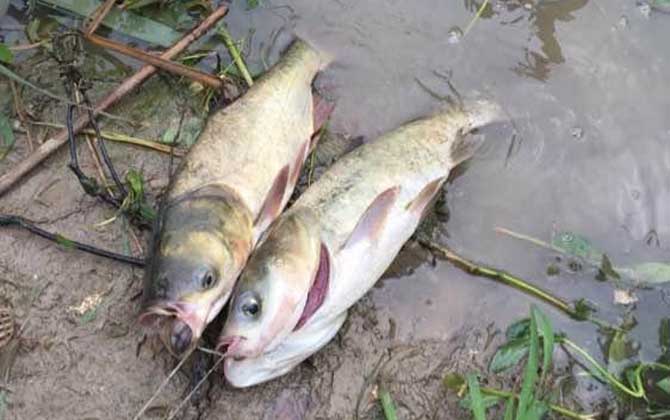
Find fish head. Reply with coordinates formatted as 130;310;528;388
217;208;324;359
140;189;253;354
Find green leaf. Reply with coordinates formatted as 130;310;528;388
489;338;530;373
524;399;549;420
37;0;182;47
506;318;531;341
443;372;466;392
627;262;670;285
0;43;13;64
551;231;602;263
657;377;670;395
608;331;629;363
502;396;515;420
516;307;539;419
55;234;75;249
459;394;500;412
572;299;595;321
246;0;260;9
379;388;398;420
0;112;14;160
466;373;487;420
532;306;554;375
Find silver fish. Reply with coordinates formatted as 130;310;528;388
219;99;502;386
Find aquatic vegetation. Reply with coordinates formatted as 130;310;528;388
447;305;670;419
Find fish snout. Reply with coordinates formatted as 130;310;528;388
138;301;207;354
216;335;248;360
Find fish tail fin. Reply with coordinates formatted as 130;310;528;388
448;98;503;167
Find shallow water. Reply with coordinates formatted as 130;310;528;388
1;0;670;418
230;0;670;360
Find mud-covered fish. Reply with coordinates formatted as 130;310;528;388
139;39;332;354
218;99;501;387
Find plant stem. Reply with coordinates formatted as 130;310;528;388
559;338;645;398
479;386;597;419
379;389;398;420
218;25;253;87
420;240;574;316
463;0;490;36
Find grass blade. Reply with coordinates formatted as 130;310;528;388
532;306;554;377
379;388;398;420
503;396;515;420
467;373;487;420
516;308;539;419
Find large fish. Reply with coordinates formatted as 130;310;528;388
139;39;332;354
218;99;502;387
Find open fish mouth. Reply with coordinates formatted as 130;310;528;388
216;335;246;360
138;301;206;354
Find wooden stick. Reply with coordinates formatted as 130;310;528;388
86;33;224;89
84;0;117;35
0;4;228;197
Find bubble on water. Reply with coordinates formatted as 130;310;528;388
447;26;463;44
639;2;652;18
523;1;533;10
570;126;584;140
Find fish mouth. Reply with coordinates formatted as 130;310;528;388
216;335;247;360
138;301;207;354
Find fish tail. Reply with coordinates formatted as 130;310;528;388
448;98;503;166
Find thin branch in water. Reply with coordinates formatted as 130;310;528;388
84;0;117;35
85;33;224;89
218;25;254;87
463;0;490;36
0;214;144;267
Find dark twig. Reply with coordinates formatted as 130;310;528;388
85;33;224;89
0;214;145;267
0;4;229;197
84;0;117;35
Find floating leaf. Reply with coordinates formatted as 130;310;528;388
37;0;182;47
572;299;595;321
658;377;670;395
0;44;12;64
626;262;670;285
608;331;629;363
506;318;531;341
490;338;530;373
551;231;602;263
0;113;14;160
466;373;487;420
444;372;466;392
246;0;260;9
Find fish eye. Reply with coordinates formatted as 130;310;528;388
238;292;261;318
195;266;218;290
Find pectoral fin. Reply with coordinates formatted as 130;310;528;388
310;93;335;149
342;186;400;250
255;165;290;231
406;177;445;217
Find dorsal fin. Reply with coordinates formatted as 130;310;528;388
342;186;400;250
406;177;445;217
254;165;290;231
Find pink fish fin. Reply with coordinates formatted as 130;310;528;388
289;139;311;191
405;177;445;217
342;186;400;250
310;93;335;150
254;165;290;231
294;243;330;331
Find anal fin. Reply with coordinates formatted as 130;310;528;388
406;177;445;217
